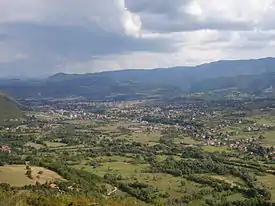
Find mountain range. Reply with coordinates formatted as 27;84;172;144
1;57;275;100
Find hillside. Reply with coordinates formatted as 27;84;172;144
189;72;275;94
1;57;275;100
0;93;23;122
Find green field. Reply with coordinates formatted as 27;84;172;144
258;174;275;202
261;131;275;145
209;174;245;186
25;142;45;149
202;146;230;153
133;173;210;199
44;141;67;148
75;162;149;178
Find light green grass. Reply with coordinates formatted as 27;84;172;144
257;174;275;202
247;115;275;126
202;146;229;153
44;141;67;148
132;173;208;199
131;131;161;143
261;131;275;145
187;200;205;206
24;142;45;149
92;155;134;163
209;174;245;186
176;136;201;145
155;155;182;162
226;193;246;201
75;162;149;177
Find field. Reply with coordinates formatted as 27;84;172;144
75;155;213;202
261;131;275;145
44;141;67;148
257;174;275;202
202;146;230;153
75;161;149;178
132;173;209;199
0;165;64;187
247;115;275;127
25;142;45;149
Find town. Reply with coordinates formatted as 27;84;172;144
1;94;275;205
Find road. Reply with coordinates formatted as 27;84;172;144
107;187;117;196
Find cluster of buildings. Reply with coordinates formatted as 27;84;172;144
0;145;11;153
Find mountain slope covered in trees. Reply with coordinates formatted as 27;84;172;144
1;57;275;100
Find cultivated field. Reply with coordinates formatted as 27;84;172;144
0;165;64;187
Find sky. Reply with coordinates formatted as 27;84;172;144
1;0;275;77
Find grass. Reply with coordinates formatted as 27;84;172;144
92;156;134;163
187;200;205;206
202;146;230;153
0;165;64;187
261;131;275;145
247;115;275;126
44;141;67;148
226;193;246;201
131;131;161;143
131;173;209;199
76;154;212;202
24;142;45;149
221;125;242;133
257;174;275;202
209;174;245;186
48;145;85;151
155;155;182;162
75;162;149;178
174;136;201;145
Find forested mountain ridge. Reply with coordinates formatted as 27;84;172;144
1;57;275;100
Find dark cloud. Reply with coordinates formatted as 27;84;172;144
0;0;275;77
2;23;174;60
0;22;177;77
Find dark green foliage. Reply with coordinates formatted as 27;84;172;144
118;182;166;203
2;57;275;100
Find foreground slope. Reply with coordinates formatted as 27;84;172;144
0;93;23;122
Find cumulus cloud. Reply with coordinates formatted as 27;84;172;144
0;0;275;77
126;0;275;32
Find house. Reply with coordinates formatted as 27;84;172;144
50;183;58;189
0;145;11;153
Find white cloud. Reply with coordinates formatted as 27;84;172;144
0;0;275;77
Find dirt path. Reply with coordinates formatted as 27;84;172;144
107;187;117;196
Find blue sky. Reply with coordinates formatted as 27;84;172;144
1;0;275;77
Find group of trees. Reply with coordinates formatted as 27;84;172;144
118;182;168;203
149;150;272;203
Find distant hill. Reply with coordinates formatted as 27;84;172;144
0;93;23;122
189;72;275;94
1;57;275;100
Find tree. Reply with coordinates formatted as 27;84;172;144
26;169;33;179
